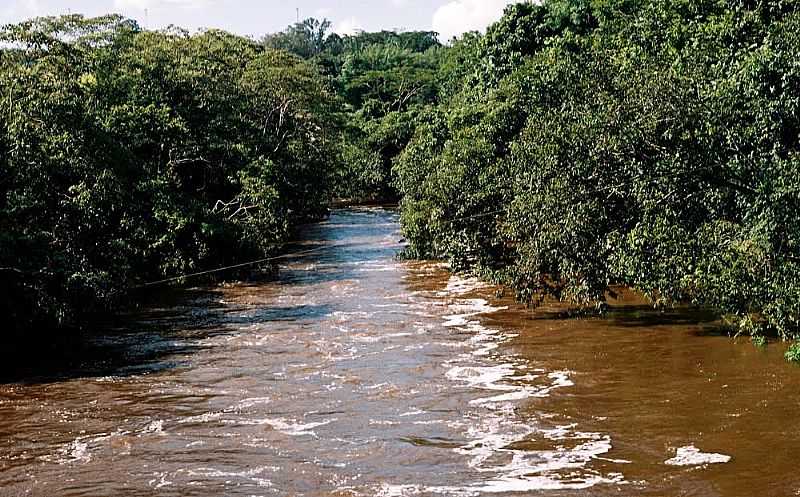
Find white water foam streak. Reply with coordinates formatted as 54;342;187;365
434;274;627;494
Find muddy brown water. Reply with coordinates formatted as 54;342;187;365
1;208;799;497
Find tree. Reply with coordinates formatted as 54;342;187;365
395;0;800;349
0;15;340;336
263;18;334;59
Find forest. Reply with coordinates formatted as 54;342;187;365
2;0;799;360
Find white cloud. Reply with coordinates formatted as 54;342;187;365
113;0;213;10
333;16;363;36
432;0;520;42
0;0;42;24
314;7;333;19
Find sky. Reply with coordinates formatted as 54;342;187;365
0;0;523;41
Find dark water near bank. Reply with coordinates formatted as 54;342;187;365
1;208;799;497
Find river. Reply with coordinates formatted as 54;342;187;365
1;207;799;497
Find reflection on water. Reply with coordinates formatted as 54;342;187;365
1;208;799;497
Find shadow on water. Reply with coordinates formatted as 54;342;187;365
518;304;721;330
0;283;334;385
0;208;402;385
0;331;202;386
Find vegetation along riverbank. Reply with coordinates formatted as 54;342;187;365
2;0;800;360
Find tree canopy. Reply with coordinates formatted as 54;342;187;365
0;15;338;335
395;0;800;349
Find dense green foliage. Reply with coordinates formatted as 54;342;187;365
5;2;800;359
395;0;800;347
266;20;444;201
0;12;444;336
0;15;338;334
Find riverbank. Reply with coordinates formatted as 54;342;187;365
394;0;800;353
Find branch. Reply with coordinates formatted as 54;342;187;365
168;156;210;167
212;198;238;213
227;205;260;220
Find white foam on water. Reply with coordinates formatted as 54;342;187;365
94;376;120;383
351;334;385;343
471;343;499;357
388;332;415;338
399;408;425;417
64;440;90;463
665;445;732;466
356;264;396;273
448;414;626;493
377;483;476;497
365;382;392;390
430;274;628;494
236;397;272;410
40;438;92;465
442;299;507;328
332;310;374;319
186;465;276;487
255;417;334;436
446;364;522;390
370;419;398;426
179;397;272;426
474;469;625;493
180;411;224;424
470;389;536;405
447;363;574;406
148;472;173;489
142;420;164;435
40;425;146;465
441;275;491;296
412;420;447;426
444;364;617;492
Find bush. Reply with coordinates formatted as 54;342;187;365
0;15;338;334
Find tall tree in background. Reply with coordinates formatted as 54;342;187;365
263;18;336;59
265;18;444;202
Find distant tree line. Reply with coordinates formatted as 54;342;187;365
265;18;444;201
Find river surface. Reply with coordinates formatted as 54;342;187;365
1;208;799;497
